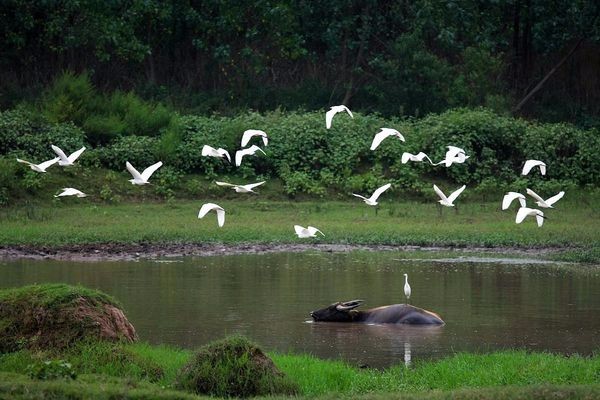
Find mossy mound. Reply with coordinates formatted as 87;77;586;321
0;284;137;353
176;335;298;398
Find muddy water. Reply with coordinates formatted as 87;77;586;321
1;251;599;367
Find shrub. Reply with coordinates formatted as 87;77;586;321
41;71;95;125
27;360;77;381
176;335;298;398
98;136;159;170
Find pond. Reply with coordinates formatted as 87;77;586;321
1;251;599;368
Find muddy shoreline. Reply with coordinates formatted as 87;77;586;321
0;243;568;262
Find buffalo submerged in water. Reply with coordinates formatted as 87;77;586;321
310;300;444;325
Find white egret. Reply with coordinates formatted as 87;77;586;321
51;145;86;166
352;183;392;206
54;188;87;198
526;188;564;208
202;145;231;163
370;128;405;150
198;203;225;227
294;225;324;238
401;152;433;164
235;145;266;167
522;160;546;176
215;181;265;193
241;130;268;147
404;273;411;302
325;105;353;129
16;157;59;173
434;146;469;167
433;184;466;207
126;161;163;185
516;207;545;227
502;192;526;210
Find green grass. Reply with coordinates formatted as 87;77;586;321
0;198;599;251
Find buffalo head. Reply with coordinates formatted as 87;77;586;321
310;299;364;322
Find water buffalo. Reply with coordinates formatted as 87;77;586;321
310;300;444;325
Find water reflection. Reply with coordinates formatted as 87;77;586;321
1;251;599;367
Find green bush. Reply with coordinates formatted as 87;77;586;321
98;136;159;171
41;71;95;125
27;360;77;381
175;335;298;398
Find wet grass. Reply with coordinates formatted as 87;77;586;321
0;199;598;252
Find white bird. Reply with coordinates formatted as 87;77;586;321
198;203;225;227
235;145;266;167
370;128;405;150
126;161;163;185
294;225;324;238
241;130;268;147
51;145;86;166
54;188;87;198
522;160;546;176
516;207;545;227
502;192;527;210
202;145;231;163
435;146;469;167
215;181;266;193
401;152;433;164
16;157;59;173
404;273;411;301
325;105;353;129
433;184;466;207
352;183;392;206
526;188;565;208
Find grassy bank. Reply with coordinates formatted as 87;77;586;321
1;343;599;399
0;198;598;251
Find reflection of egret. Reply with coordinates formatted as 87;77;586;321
404;342;411;367
404;273;411;303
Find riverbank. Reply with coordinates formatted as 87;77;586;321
1;342;599;399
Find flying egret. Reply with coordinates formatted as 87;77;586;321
294;225;324;238
202;145;231;163
502;192;526;210
370;128;405;150
215;181;265;193
241;130;268;147
522;160;546;176
526;188;564;208
54;188;87;198
325;105;353;129
126;161;163;185
433;184;466;207
51;145;86;166
516;207;545;227
401;152;433;164
235;145;266;167
434;146;469;167
352;183;392;206
404;273;411;302
198;203;225;227
16;157;59;173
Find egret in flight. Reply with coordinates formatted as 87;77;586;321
241;130;268;147
198;203;225;227
370;128;405;150
502;192;526;210
352;183;392;206
215;181;266;193
433;184;466;207
401;152;433;164
522;160;546;176
16;157;59;173
235;145;266;167
202;145;231;163
516;207;545;227
526;188;564;208
294;225;324;238
55;188;87;198
51;145;86;166
325;105;353;129
126;161;163;185
434;146;469;167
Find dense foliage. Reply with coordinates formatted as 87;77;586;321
1;1;599;122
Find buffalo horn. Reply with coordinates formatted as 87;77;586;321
336;299;364;311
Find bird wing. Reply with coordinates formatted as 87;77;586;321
369;183;391;202
535;212;545;227
401;152;413;164
418;152;434;164
502;192;525;210
370;130;390;151
235;149;247;166
51;145;69;162
67;146;86;163
351;193;367;201
308;226;324;236
241;130;267;147
126;162;143;180
250;145;266;155
539;164;546;175
217;148;231;163
526;188;545;204
141;161;163;181
198;203;223;219
244;181;266;190
215;181;235;187
447;185;466;204
215;208;225;227
432;184;449;202
294;225;306;236
201;145;215;156
343;105;354;118
515;207;531;224
545;191;565;206
38;157;60;170
16;158;34;167
522;160;543;175
325;108;336;129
